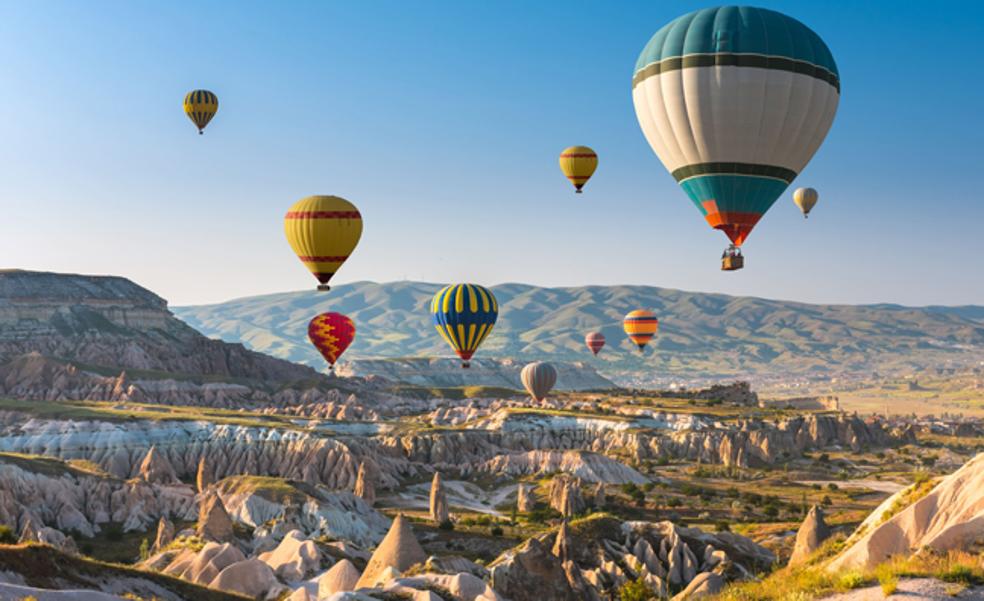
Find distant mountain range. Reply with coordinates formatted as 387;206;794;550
175;282;984;383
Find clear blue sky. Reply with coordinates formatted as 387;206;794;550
0;1;981;307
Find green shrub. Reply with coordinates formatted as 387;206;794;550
618;577;655;601
0;525;16;544
438;520;454;531
940;564;976;584
876;565;898;596
836;570;866;590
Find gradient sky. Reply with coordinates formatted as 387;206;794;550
1;1;981;307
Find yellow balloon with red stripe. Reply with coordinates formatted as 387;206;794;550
623;309;658;352
559;146;598;193
284;195;363;291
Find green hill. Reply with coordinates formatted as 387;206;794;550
174;282;984;381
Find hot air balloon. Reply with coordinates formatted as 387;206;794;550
431;284;498;368
559;146;598;193
793;187;819;218
585;332;606;356
284;196;363;291
623;310;658;352
631;7;840;270
183;90;218;134
308;312;355;370
521;361;557;402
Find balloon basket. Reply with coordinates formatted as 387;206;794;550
722;255;744;271
317;284;331;291
461;362;470;369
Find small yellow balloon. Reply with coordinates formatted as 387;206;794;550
793;187;819;218
284;195;363;291
559;146;598;193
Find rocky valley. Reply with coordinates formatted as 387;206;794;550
0;271;981;601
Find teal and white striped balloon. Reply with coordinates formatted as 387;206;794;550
632;6;839;248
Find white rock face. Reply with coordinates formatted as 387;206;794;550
517;484;534;512
258;529;322;582
218;483;389;548
355;515;427;589
353;461;375;506
317;559;362;598
484;450;648;484
0;583;128;601
828;452;984;571
429;472;449;524
0;461;196;536
391;574;505;601
210;558;286;599
0;417;393;489
490;518;774;601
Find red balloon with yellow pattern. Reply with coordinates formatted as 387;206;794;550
308;312;356;370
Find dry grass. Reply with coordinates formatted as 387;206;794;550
716;549;984;601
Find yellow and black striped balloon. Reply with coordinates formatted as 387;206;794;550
183;90;218;134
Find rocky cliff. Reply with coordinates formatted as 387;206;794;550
0;411;909;502
0;270;316;384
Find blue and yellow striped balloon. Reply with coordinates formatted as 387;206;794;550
431;284;498;368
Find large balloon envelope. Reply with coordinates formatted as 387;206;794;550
521;361;557;402
284;196;363;291
308;312;355;370
183;90;218;134
632;6;839;248
431;284;498;368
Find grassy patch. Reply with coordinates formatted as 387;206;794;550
0;452;119;480
216;475;315;504
387;384;519;400
0;543;248;600
877;475;938;526
0;397;301;431
717;550;984;601
78;520;192;564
